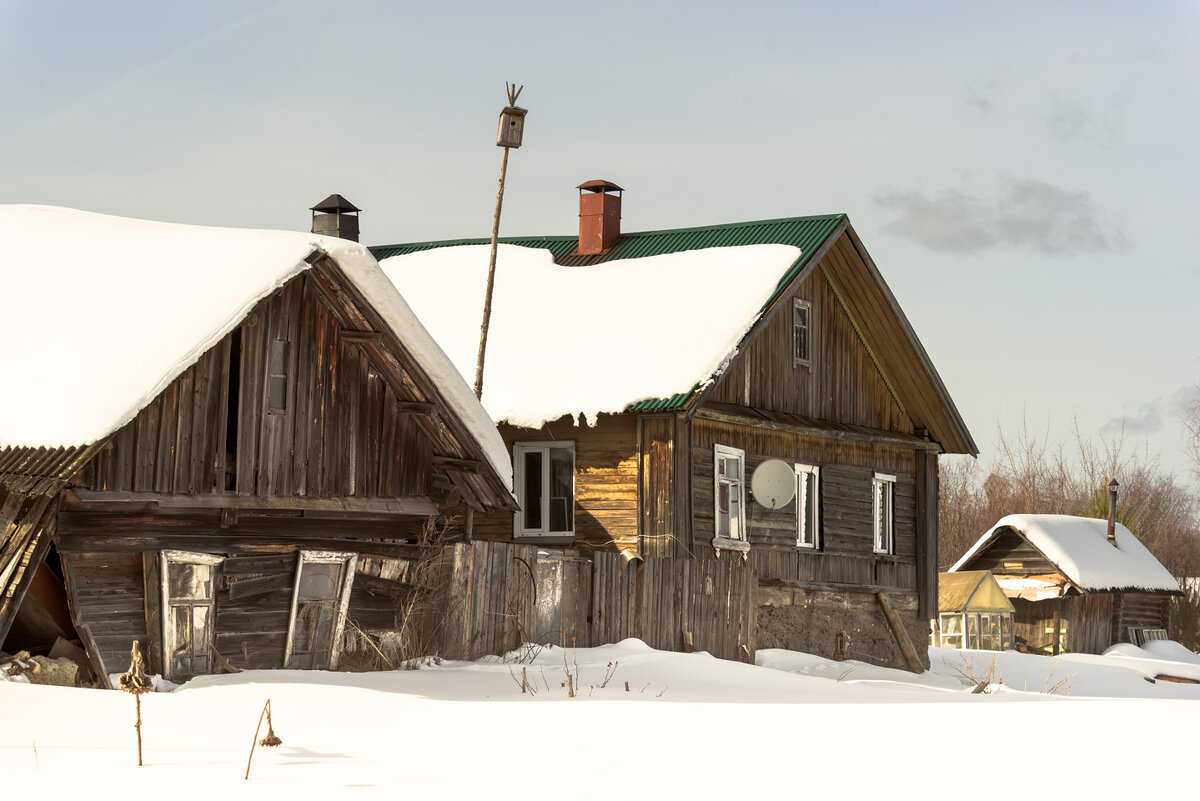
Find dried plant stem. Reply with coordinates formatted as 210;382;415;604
134;694;143;766
244;699;282;780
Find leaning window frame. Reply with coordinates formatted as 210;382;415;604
795;463;821;550
511;441;576;538
793;298;812;368
159;550;224;682
283;550;357;671
872;472;896;555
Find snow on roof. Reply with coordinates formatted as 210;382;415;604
952;514;1180;594
0;205;511;491
378;242;802;428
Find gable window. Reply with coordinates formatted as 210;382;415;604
513;442;575;537
160;550;224;681
714;444;746;543
793;299;812;368
284;551;356;670
872;472;896;554
268;339;289;414
795;463;820;549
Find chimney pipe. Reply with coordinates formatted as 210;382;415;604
310;194;361;242
577;180;623;255
1107;478;1119;544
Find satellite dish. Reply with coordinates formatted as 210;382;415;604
751;459;796;510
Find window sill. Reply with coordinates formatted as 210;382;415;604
513;534;575;546
711;536;750;560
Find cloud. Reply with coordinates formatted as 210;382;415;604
877;179;1127;255
1101;387;1196;439
962;85;995;115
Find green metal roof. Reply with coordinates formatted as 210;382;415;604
371;213;846;414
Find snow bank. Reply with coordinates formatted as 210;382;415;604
379;243;802;428
0;205;510;490
952;514;1179;593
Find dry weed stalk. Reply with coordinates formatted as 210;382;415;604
117;641;153;766
244;699;283;780
1041;663;1077;695
942;653;999;691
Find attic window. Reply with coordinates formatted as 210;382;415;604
268;340;289;414
793;299;811;368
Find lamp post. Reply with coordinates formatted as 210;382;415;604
475;82;526;399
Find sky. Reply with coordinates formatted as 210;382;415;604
2;0;1198;484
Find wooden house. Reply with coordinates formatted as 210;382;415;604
0;204;514;682
374;181;977;670
934;570;1015;650
950;514;1181;654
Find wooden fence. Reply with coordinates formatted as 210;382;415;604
428;542;757;662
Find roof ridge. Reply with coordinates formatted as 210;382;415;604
371;213;846;253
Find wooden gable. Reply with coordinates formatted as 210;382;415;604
706;237;912;434
701;226;975;455
74;258;512;512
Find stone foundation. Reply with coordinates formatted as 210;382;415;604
756;585;929;671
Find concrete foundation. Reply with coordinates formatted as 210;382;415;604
756;585;930;672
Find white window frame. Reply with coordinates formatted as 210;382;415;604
872;472;896;555
712;444;749;557
512;441;576;538
160;550;224;682
283;550;357;670
793;298;812;368
795;463;820;549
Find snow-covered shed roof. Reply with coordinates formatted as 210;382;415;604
374;215;975;453
951;514;1181;594
0;205;511;491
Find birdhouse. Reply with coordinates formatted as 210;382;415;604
496;105;527;148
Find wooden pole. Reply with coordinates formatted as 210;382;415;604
876;592;924;674
475;145;510;399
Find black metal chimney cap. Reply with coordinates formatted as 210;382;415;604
310;194;361;213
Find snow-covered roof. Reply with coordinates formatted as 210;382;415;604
951;514;1180;594
378;243;802;428
0;205;511;491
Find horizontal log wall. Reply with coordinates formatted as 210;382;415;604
692;418;920;593
1112;591;1172;644
81;272;429;501
473;416;639;554
707;240;912;433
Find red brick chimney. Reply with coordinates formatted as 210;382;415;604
577;180;623;255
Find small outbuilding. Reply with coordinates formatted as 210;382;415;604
935;570;1015;650
950;514;1182;654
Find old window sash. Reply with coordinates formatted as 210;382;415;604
795;463;820;549
712;444;749;557
872;472;896;555
267;339;290;414
160;550;224;682
512;441;575;538
793;298;812;368
283;551;357;670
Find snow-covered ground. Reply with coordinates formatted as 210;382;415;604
3;639;1197;798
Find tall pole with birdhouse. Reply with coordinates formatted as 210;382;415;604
475;82;526;399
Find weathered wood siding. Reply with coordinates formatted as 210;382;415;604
693;418;921;594
215;553;296;670
80;272;429;500
638;415;675;558
473;416;638;554
1012;595;1115;655
590;552;756;661
707;241;913;434
60;550;148;675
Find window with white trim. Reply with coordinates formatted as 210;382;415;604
872;472;896;554
795;463;820;549
793;298;812;368
714;445;746;542
160;550;224;682
513;442;575;537
284;551;357;670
